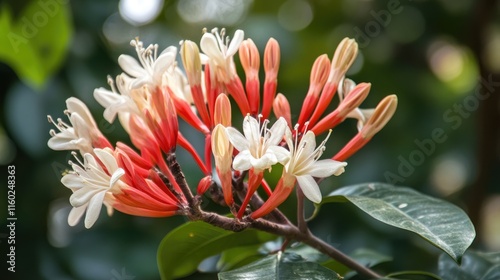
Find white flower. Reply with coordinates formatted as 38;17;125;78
48;97;106;155
118;39;177;88
284;128;347;203
61;148;125;228
200;28;244;83
93;74;140;132
225;116;289;171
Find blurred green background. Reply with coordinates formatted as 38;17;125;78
1;0;500;279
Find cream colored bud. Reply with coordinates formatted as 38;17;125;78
361;95;398;139
328;38;358;85
180;40;202;85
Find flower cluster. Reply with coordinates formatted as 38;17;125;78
48;28;397;228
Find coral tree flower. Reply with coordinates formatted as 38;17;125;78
252;128;347;219
61;148;125;228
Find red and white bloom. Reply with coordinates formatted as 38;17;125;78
226;115;289;172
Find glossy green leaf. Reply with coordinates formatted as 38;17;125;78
216;244;264;271
322;248;392;277
438;251;500;280
0;1;72;88
319;183;475;262
218;252;339;280
385;271;441;280
157;221;276;280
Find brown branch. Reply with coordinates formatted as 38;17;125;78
187;203;381;279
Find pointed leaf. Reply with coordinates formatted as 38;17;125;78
438;251;500;280
322;248;392;277
218;252;339;280
319;183;475;262
157;221;276;280
0;2;72;88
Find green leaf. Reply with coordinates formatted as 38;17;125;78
157;221;277;280
438;251;500;280
217;244;264;271
322;248;392;277
385;271;441;280
0;1;72;88
319;183;475;262
218;252;340;280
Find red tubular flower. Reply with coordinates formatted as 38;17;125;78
333;95;398;161
112;146;184;217
273;93;292;128
297;54;331;128
197;175;213;195
311;82;371;135
306;38;358;128
261;38;280;120
240;38;261;115
251;175;294;219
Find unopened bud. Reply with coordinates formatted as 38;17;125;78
328;38;358;85
239;39;260;80
361;95;398;139
181;40;202;86
264;38;280;76
197;175;213;195
214;94;232;126
337;83;371;118
273;93;292;128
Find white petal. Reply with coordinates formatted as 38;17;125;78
70;113;92;140
84;191;106;228
226;30;244;57
250;153;277;170
232;151;253;171
242;116;260;147
200;33;222;60
118;54;147;77
267;118;287;145
284;127;294;154
48;130;78;151
68;205;87;226
268;146;290;164
93;88;118;108
160;46;177;56
94;148;119;174
70;188;101;207
298;131;317;160
66;97;96;127
308;160;347;178
61;173;83;191
296;175;322;203
225;127;248;152
109;168;125;189
153;52;175;82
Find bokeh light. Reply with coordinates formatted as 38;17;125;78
277;0;313;31
427;39;479;94
177;0;252;25
481;196;500;250
119;0;164;26
430;155;468;196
